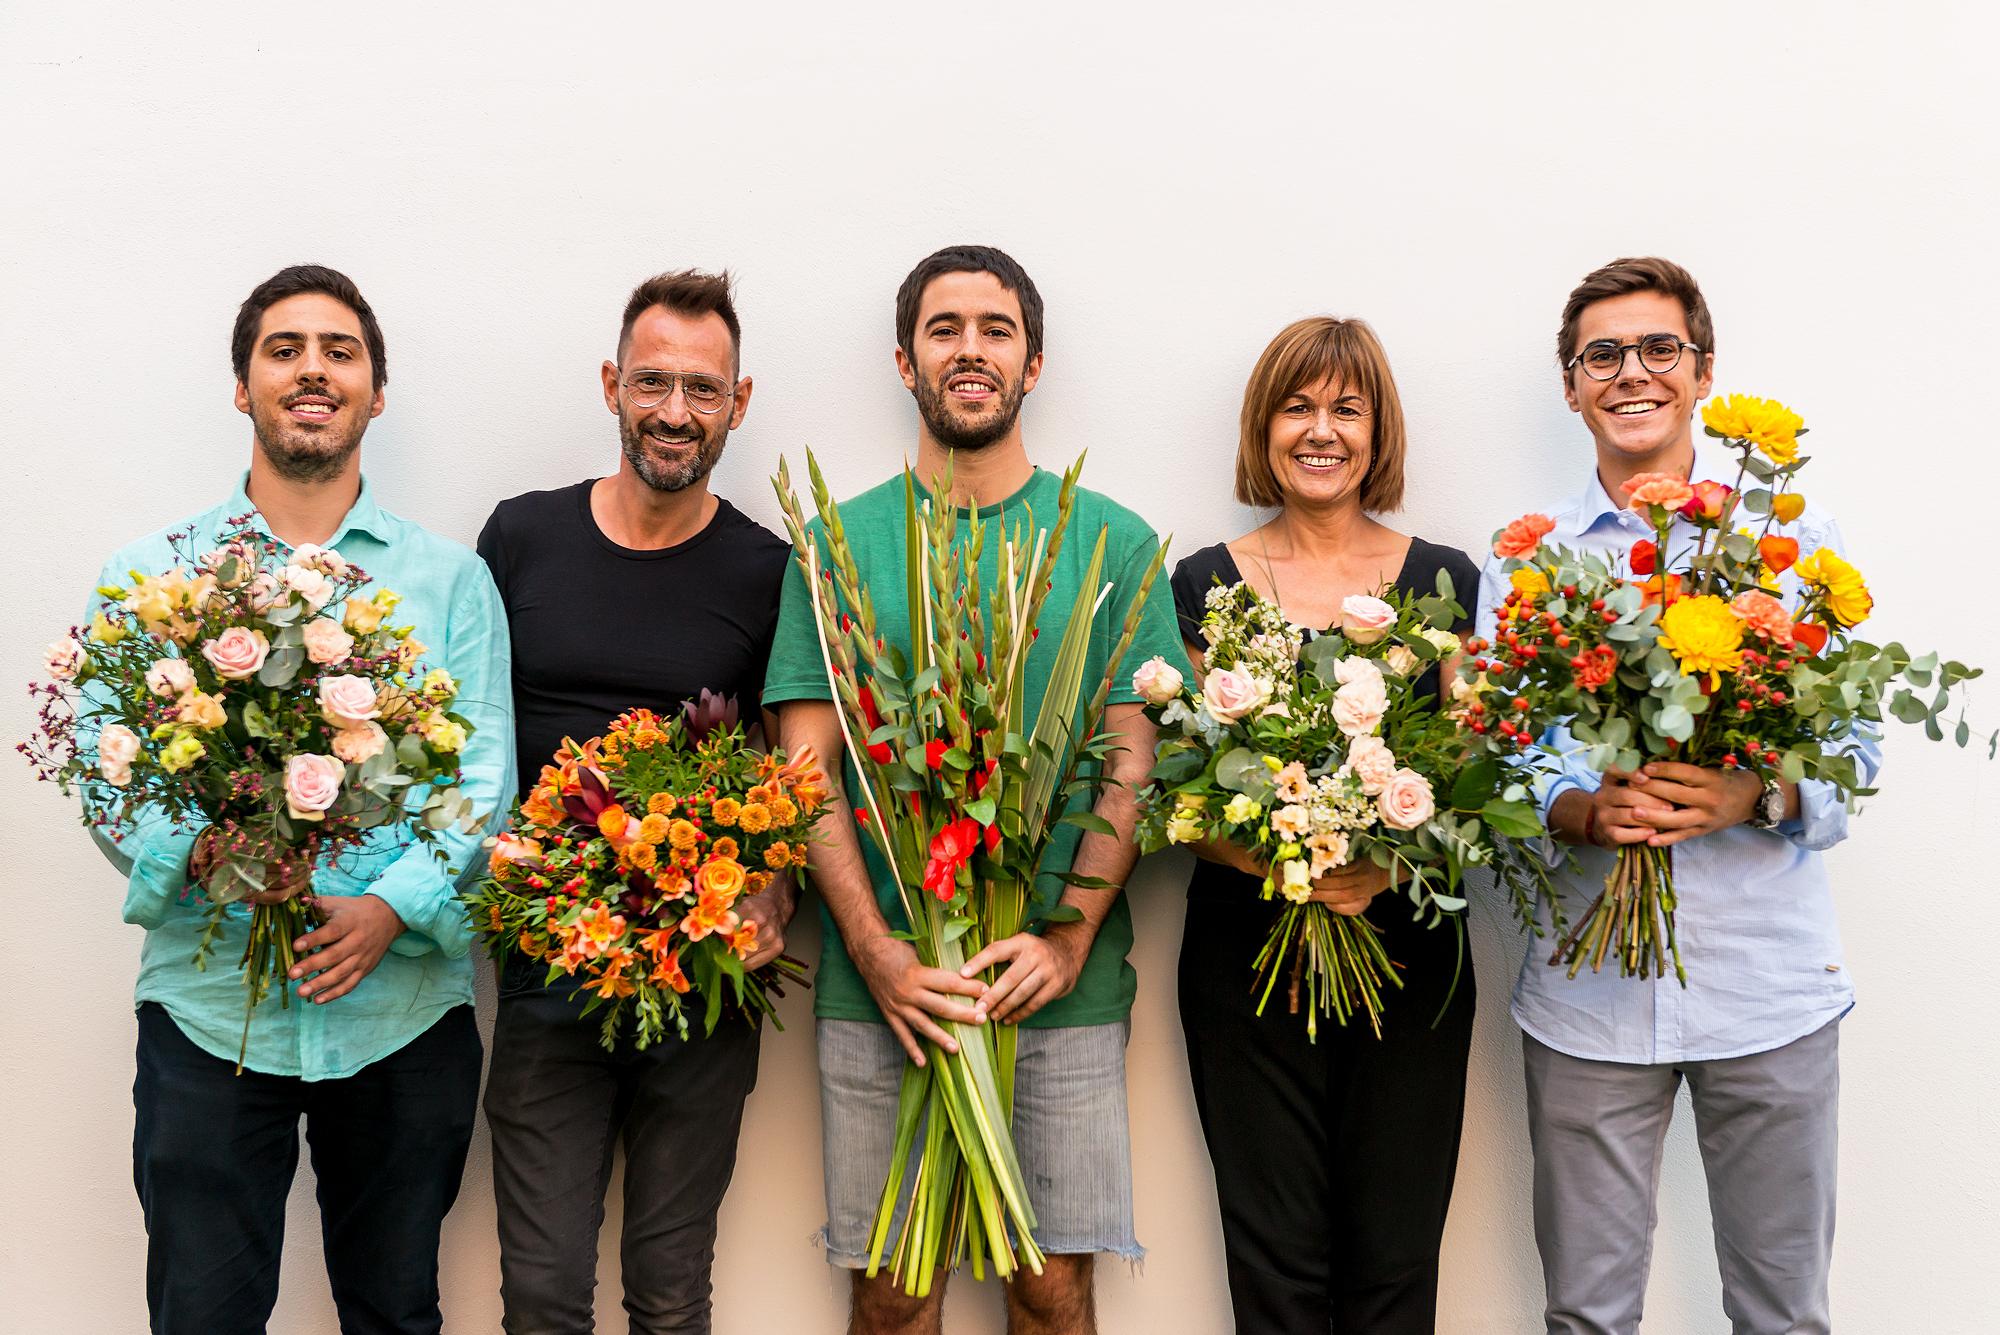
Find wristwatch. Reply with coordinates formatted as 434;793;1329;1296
1748;776;1786;831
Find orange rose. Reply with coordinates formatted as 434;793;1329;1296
1758;535;1800;575
597;805;632;842
1621;472;1694;512
696;856;747;905
1493;513;1557;560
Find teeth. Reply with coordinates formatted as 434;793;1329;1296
294;404;332;414
1612;402;1660;415
1297;454;1347;467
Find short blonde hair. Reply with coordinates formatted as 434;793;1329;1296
1233;316;1407;512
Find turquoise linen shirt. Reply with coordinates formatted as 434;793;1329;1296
1474;442;1876;1064
87;474;516;1080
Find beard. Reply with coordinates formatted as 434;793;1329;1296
912;366;1025;452
249;393;368;484
619;410;726;493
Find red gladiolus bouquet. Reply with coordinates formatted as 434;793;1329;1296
773;452;1164;1292
464;697;823;1049
1467;396;1987;983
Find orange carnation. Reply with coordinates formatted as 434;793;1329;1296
746;784;775;805
638;813;670;844
625;842;658;872
1730;591;1795;643
767;795;799;825
1493;513;1557;560
1622;472;1694;512
711;836;740;860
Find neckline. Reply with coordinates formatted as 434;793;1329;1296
576;480;731;561
912;466;1054;520
1215;536;1423;633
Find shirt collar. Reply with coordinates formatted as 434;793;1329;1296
1574;438;1737;532
225;471;395;548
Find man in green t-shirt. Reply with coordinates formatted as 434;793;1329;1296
764;245;1187;1333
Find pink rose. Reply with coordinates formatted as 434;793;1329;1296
285;753;346;821
318;674;380;725
98;722;140;787
1340;595;1396;646
1377;768;1436;830
1332;674;1389;737
200;627;271;680
330;720;389;764
145;657;195;696
247;572;282;612
1493;514;1556;560
44;637;85;682
302;617;355;666
1344;734;1398;796
1621;472;1695;512
1131;656;1185;706
1202;667;1271;723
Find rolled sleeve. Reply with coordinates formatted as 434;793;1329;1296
1105;532;1186;706
370;571;516;959
93;811;200;929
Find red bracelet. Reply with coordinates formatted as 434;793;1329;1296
1580;804;1600;848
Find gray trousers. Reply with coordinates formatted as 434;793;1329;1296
1523;1019;1840;1335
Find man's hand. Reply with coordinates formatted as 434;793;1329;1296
851;932;989;1066
290;894;406;1003
1554;768;1664;847
1307;861;1391;916
960;927;1089;1025
734;880;798;972
189;828;311;906
1627;761;1789;847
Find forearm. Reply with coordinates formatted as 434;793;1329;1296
1549;789;1596;846
780;704;892;948
1048;707;1152;957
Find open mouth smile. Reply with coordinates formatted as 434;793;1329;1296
286;395;338;423
1293;452;1350;472
1609;399;1665;417
946;373;998;404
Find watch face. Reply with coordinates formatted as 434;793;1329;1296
1760;781;1786;825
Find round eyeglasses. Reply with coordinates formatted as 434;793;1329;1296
621;370;735;414
1565;334;1702;381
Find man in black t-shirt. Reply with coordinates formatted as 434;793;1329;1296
475;270;793;1334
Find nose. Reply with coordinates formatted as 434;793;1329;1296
1307;406;1339;438
297;344;331;384
655;382;695;426
1613;347;1653;384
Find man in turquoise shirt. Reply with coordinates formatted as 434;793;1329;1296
86;266;515;1335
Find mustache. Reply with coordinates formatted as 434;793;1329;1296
641;422;704;443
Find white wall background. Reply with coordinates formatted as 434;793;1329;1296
4;3;1996;1331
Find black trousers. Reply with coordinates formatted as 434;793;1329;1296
132;1001;483;1335
484;972;762;1335
1179;877;1476;1335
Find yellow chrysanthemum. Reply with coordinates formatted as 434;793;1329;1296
1793;548;1873;627
1510;568;1551;599
1702;394;1804;466
1657;594;1746;686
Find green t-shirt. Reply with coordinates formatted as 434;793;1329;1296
762;465;1189;1028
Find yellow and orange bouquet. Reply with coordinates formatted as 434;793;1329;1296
1469;395;1987;983
465;700;825;1048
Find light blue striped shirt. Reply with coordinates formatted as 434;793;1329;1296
1475;443;1874;1063
88;474;515;1079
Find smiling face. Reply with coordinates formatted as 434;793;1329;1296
1265;375;1373;509
1562;289;1714;469
896;270;1041;451
601;305;748;494
233;292;384;482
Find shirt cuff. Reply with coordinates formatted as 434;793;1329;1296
1779;776;1849;852
112;825;201;930
365;863;472;960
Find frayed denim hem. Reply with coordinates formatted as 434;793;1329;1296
813;1224;1146;1273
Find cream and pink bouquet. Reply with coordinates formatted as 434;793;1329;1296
23;520;483;1058
1135;578;1544;1038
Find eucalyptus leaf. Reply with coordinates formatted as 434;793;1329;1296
256;647;303;688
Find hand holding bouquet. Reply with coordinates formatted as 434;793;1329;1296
24;522;483;1063
1135;575;1545;1038
1468;395;1988;983
464;697;824;1049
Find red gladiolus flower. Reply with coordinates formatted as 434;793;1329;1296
983;822;1002;856
1628;539;1657;576
922;817;981;901
925;739;949;770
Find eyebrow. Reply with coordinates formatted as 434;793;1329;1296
925;310;1019;330
260;330;363;349
1284;388;1367;403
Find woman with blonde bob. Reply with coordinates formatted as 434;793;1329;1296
1171;316;1479;1335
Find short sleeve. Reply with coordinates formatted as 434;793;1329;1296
1107;528;1192;706
1169;543;1232;647
760;524;835;708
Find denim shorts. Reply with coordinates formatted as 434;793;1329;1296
817;1018;1144;1266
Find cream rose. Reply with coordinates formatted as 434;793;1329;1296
176;690;227;731
330;720;389;764
145;657;195;696
1131;656;1185;706
1343;734;1398;796
1202;667;1270;723
1420;628;1462;656
318;674;380;725
1377;768;1437;831
1333;673;1390;737
44;637;85;682
1384;644;1420;677
200;627;271;680
98;722;140;787
1340;595;1396;645
302;617;355;666
282;563;334;612
284;753;346;821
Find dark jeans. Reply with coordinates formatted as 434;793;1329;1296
132;1001;482;1335
485;969;762;1335
1179;880;1476;1335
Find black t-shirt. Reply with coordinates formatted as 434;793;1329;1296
477;481;793;800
